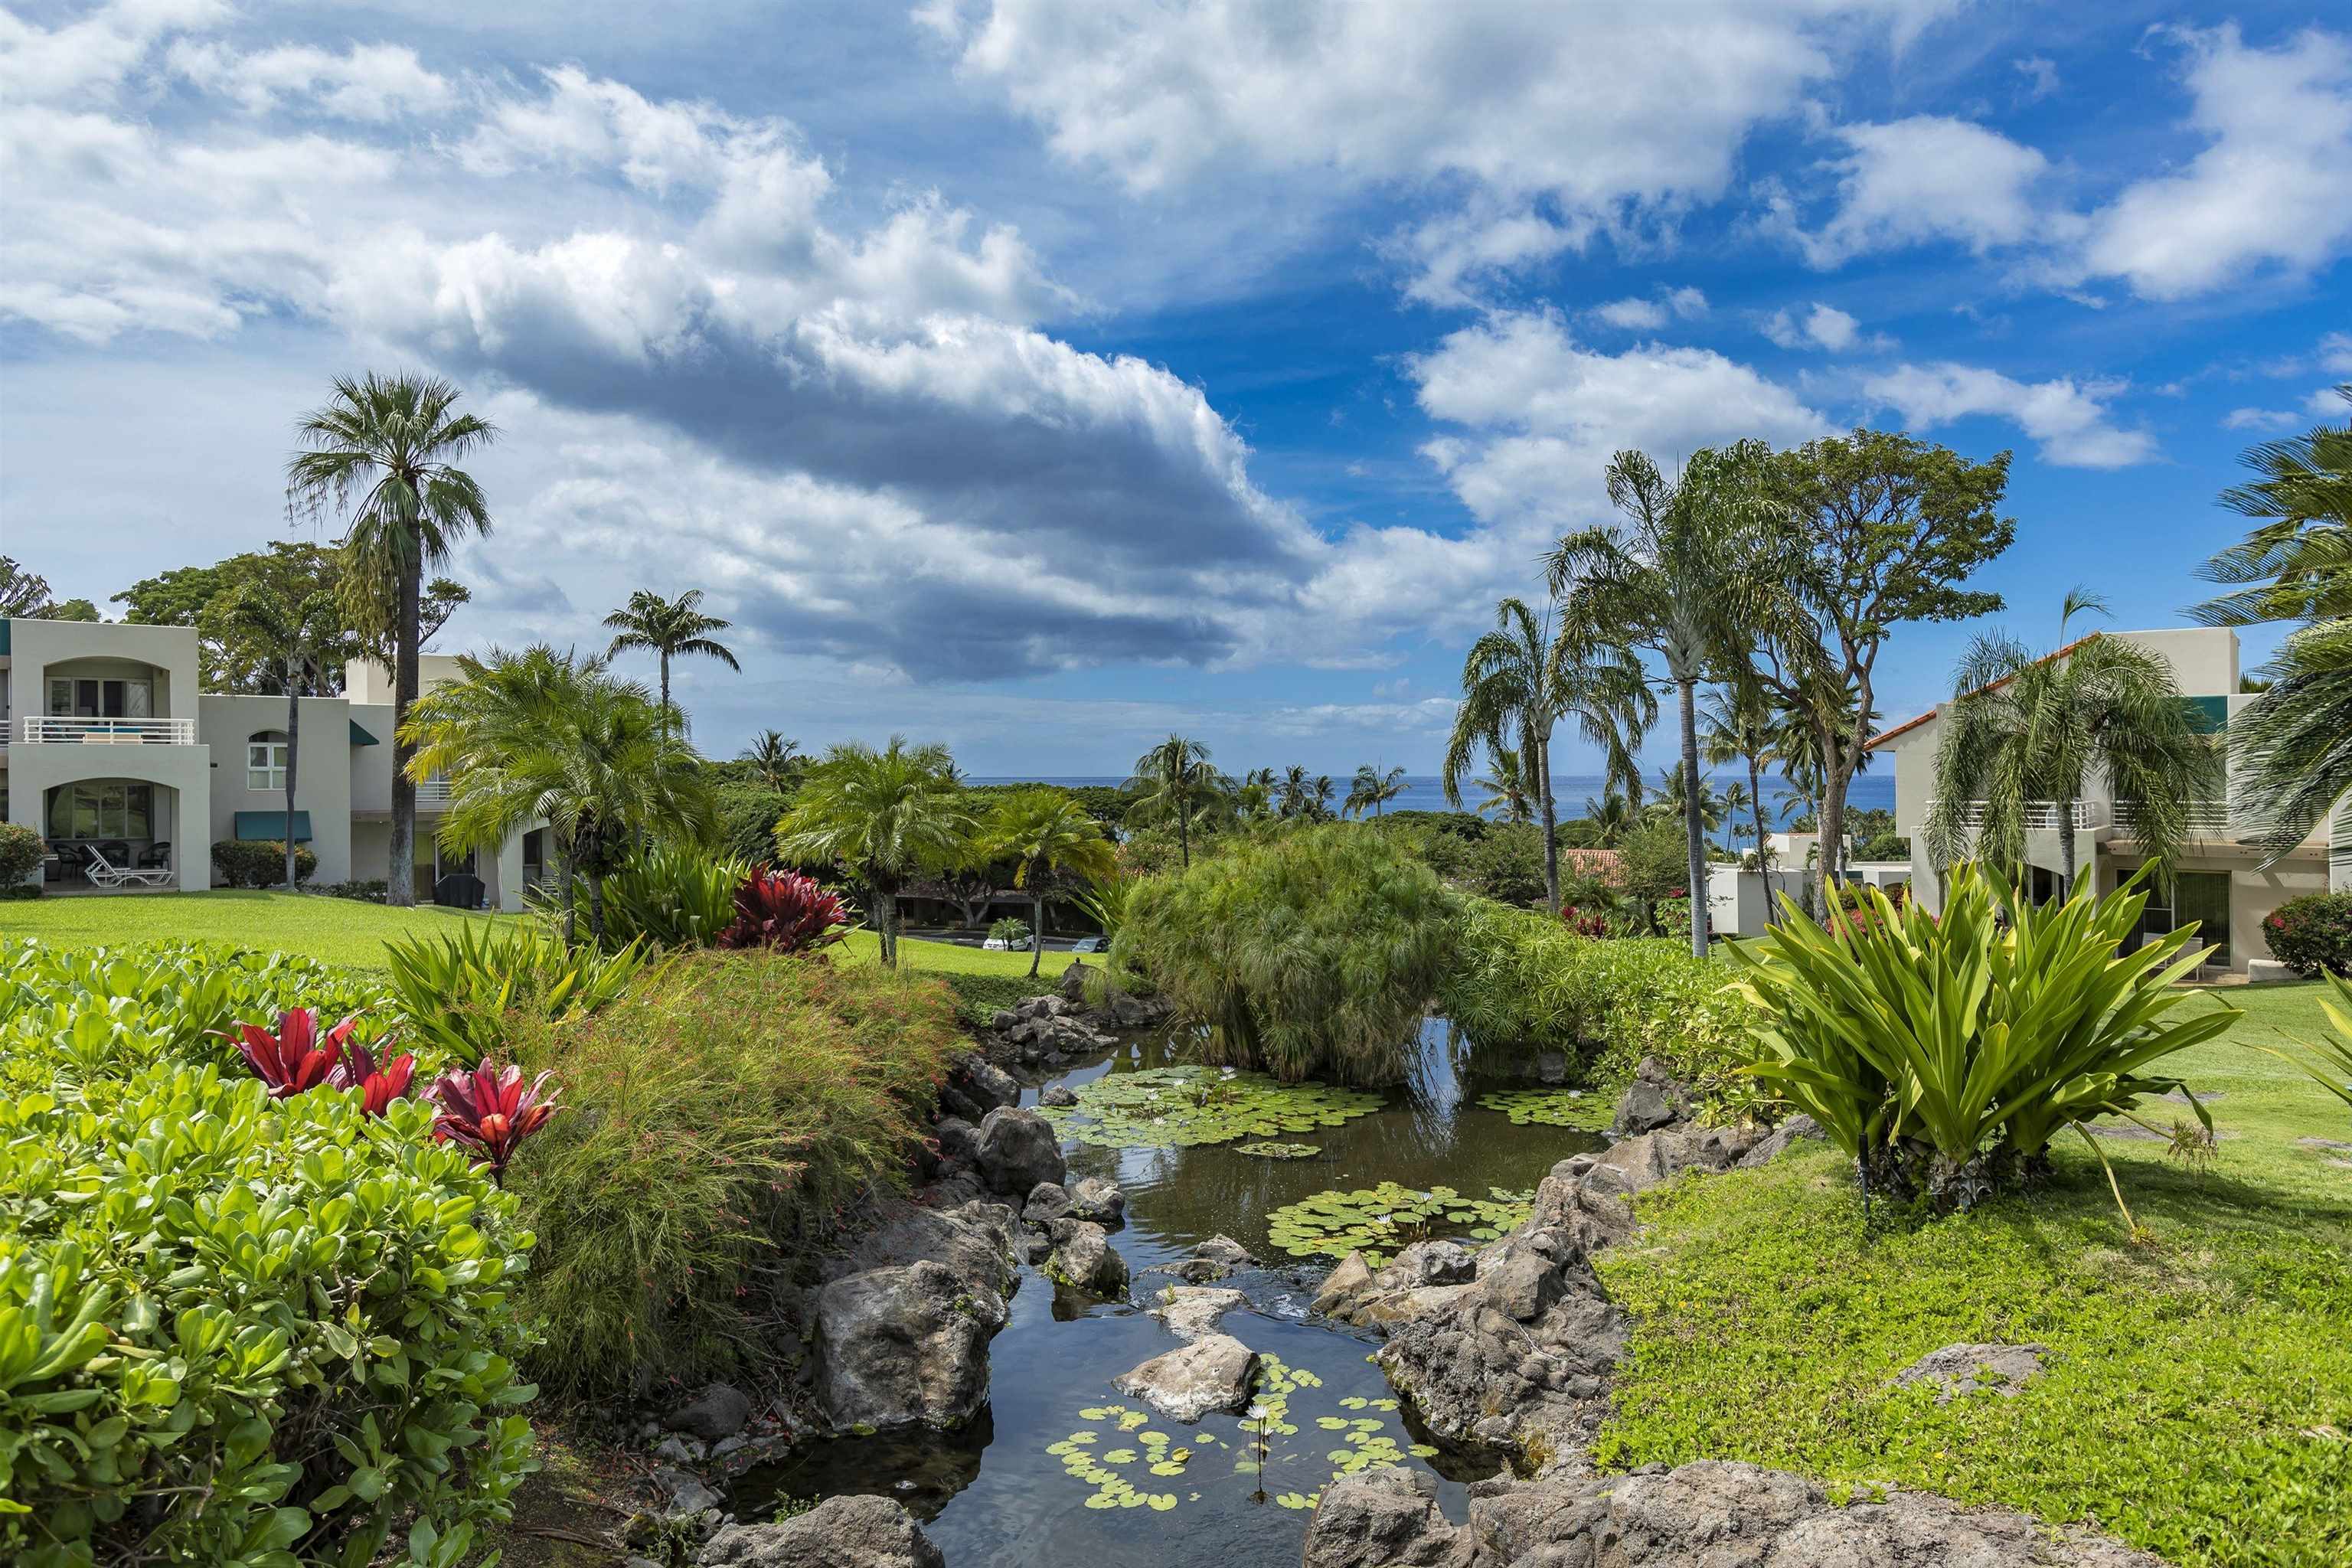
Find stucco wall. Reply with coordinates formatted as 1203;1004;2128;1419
199;694;358;885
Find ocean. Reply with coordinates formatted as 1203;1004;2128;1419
969;772;1896;848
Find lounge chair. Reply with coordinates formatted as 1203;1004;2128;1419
86;847;172;890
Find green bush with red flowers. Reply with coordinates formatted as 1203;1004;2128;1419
2261;891;2352;978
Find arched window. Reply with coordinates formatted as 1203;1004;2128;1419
247;730;289;792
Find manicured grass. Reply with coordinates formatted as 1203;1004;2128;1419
1;889;1077;983
1594;981;2352;1566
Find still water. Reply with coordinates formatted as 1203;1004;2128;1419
739;1018;1605;1566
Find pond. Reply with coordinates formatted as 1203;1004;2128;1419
736;1018;1609;1566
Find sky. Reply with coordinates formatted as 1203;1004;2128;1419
2;0;2347;778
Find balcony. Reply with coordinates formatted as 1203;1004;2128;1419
414;775;452;807
1929;799;2103;831
2113;799;2233;838
18;716;198;746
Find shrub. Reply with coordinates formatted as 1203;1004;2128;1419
715;782;796;868
1459;822;1547;906
1115;824;1462;1084
988;916;1034;949
715;869;851;954
0;1008;537;1568
1729;866;2239;1216
495;952;962;1398
2262;891;2352;977
0;821;43;887
382;922;651;1060
596;846;743;951
210;838;318;888
309;879;389;903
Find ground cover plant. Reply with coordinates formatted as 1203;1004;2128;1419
384;920;651;1060
0;938;394;1064
1263;1182;1532;1267
1035;1065;1385;1150
1592;987;2352;1567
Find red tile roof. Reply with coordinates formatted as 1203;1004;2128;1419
1864;634;2096;752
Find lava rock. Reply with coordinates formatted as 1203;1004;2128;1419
973;1107;1067;1195
1736;1112;1826;1168
952;1056;1021;1115
809;1259;1006;1431
699;1494;946;1567
652;1465;723;1518
1040;1085;1079;1108
1069;1175;1126;1225
665;1382;753;1443
1155;1285;1246;1341
1302;1466;1466;1568
1890;1342;2048;1403
1112;1333;1258;1422
1022;1181;1074;1225
1044;1218;1129;1295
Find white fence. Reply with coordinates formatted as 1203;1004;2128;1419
16;716;198;745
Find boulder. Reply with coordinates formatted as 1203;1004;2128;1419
1736;1112;1826;1168
1609;1080;1679;1136
952;1056;1021;1114
1056;961;1093;1002
1022;1181;1074;1225
1040;1085;1079;1108
1069;1175;1126;1225
809;1259;1005;1431
1303;1467;1467;1568
1400;1240;1475;1286
1312;1253;1379;1318
699;1494;946;1568
822;1200;1016;1296
1155;1285;1246;1341
663;1381;753;1443
1890;1342;2048;1403
652;1465;723;1518
1044;1218;1128;1295
932;1116;978;1166
974;1107;1066;1195
1154;1233;1256;1284
1112;1333;1257;1421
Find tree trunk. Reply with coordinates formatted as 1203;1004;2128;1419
559;849;577;947
659;652;671;740
878;888;897;966
1748;751;1769;926
1031;888;1044;978
1534;730;1560;915
2056;801;2076;900
1178;785;1190;869
1678;678;1709;959
284;668;301;892
387;551;422;907
587;872;606;949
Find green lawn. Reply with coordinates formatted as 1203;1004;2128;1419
1;889;1076;982
1595;979;2352;1567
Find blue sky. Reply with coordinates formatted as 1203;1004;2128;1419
3;0;2347;777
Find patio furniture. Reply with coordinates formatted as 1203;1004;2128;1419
96;840;129;867
136;841;172;870
85;847;173;890
433;871;485;910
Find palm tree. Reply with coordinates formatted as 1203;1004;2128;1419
1470;746;1536;825
1442;596;1652;916
1548;441;1776;956
740;730;802;792
403;646;714;946
1308;775;1338;822
288;373;497;907
1924;590;2221;897
604;588;741;740
1275;763;1312;819
1582;789;1635;848
1649;763;1726;833
2192;387;2351;866
1235;766;1278;822
220;580;352;892
989;789;1117;976
1125;736;1219;868
1347;763;1408;818
1703;680;1779;889
778;737;972;965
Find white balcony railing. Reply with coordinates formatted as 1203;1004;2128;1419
1929;799;2101;831
413;776;452;806
18;716;197;745
2113;799;2233;836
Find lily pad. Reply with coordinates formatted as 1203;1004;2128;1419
1476;1088;1614;1130
1264;1182;1533;1268
1036;1066;1384;1150
1233;1141;1322;1158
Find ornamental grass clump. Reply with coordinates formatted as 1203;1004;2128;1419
1728;864;2239;1221
1112;825;1462;1085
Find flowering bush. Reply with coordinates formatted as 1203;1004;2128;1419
715;867;851;954
2262;892;2352;978
1559;904;1611;938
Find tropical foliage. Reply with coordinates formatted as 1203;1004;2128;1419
1124;735;1223;867
988;787;1116;975
1112;825;1462;1083
1729;866;2239;1219
382;921;650;1060
777;736;972;966
717;868;852;955
603;586;741;737
2260;891;2352;978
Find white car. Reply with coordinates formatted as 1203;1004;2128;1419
982;936;1034;951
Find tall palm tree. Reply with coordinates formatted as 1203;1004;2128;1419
1308;775;1338;822
1442;596;1652;916
740;730;802;792
1703;680;1778;889
2192;387;2351;867
989;789;1117;976
1125;736;1219;867
1235;766;1278;822
1582;789;1635;848
287;373;497;907
1549;441;1776;956
1924;590;2221;897
1275;763;1312;819
1648;763;1726;833
220;580;352;892
603;588;741;740
1471;746;1536;825
777;737;972;966
1347;763;1408;818
403;646;714;946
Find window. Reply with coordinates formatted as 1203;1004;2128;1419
247;733;289;792
47;677;152;719
45;782;154;840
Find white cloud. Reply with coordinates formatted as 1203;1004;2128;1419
0;0;225;106
2077;24;2352;300
1782;114;2065;267
923;0;1955;300
1865;361;2156;468
2014;55;2059;103
165;39;453;119
1761;301;1890;353
1590;286;1708;331
2222;407;2302;433
2319;332;2352;376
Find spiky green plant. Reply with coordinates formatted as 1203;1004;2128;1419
2260;970;2352;1119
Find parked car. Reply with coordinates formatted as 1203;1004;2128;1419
982;936;1036;952
1071;936;1106;954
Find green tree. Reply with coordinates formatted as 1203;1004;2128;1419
1125;735;1220;868
603;588;742;739
0;557;54;617
287;374;498;908
1548;442;1776;955
1235;766;1278;822
1470;745;1535;825
1442;596;1651;917
777;737;973;966
1704;678;1779;890
220;578;354;890
1580;789;1635;848
2192;387;2351;865
403;646;714;946
1743;430;2014;891
1276;763;1312;819
1347;763;1408;818
739;730;802;792
989;788;1118;975
1923;590;2221;897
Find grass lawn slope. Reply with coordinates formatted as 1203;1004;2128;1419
1595;982;2352;1566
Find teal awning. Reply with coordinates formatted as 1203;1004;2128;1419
234;810;313;843
2180;694;2227;735
349;720;381;746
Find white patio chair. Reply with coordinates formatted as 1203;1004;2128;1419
86;847;172;889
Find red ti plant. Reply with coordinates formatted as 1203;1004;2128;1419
428;1060;563;1183
328;1039;418;1116
229;1008;361;1099
716;868;851;955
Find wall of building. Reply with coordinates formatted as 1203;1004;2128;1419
199;694;358;885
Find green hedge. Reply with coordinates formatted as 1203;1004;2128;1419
0;952;537;1568
211;838;318;889
2262;892;2352;978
